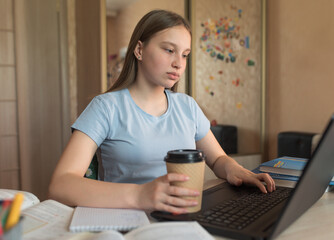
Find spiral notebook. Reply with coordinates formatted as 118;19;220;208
69;207;150;232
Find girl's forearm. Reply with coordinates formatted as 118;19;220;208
48;173;140;208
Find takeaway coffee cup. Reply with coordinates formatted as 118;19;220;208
164;149;205;213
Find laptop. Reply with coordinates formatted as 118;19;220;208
151;114;334;240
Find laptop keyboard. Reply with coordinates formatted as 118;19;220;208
194;187;292;230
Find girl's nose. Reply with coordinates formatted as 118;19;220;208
172;56;182;69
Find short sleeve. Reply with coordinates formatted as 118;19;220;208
71;96;110;147
192;99;210;141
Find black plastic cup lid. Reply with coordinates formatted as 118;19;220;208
164;149;205;163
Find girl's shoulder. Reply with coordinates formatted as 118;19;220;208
85;89;129;115
94;89;128;104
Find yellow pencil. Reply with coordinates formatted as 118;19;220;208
5;193;24;230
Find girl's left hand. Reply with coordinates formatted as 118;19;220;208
196;130;275;193
225;162;276;193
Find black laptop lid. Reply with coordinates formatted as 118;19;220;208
270;115;334;239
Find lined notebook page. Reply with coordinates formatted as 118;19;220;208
69;207;150;232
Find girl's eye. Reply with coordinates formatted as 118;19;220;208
183;54;189;58
165;48;174;54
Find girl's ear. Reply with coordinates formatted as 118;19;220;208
134;40;143;60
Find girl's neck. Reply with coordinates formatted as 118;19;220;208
128;83;168;117
129;82;165;101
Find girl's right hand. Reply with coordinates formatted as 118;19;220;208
136;173;200;214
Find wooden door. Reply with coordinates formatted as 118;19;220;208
15;0;70;200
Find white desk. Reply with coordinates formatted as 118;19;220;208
274;191;334;240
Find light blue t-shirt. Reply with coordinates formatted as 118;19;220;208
72;88;210;184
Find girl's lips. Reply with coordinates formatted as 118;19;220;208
167;72;180;80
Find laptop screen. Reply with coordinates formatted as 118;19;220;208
271;115;334;239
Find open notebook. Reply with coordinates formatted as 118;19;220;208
69;207;150;232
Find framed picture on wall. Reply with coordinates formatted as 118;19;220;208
189;0;266;155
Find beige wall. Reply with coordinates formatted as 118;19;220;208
0;0;20;189
266;0;334;160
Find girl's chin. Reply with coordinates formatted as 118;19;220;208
150;79;179;89
164;79;179;88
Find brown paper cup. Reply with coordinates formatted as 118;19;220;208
165;150;205;213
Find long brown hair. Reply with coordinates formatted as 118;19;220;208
106;9;191;93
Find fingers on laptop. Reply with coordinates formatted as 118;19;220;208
240;173;275;193
255;173;276;193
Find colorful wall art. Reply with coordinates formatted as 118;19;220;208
192;0;263;154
